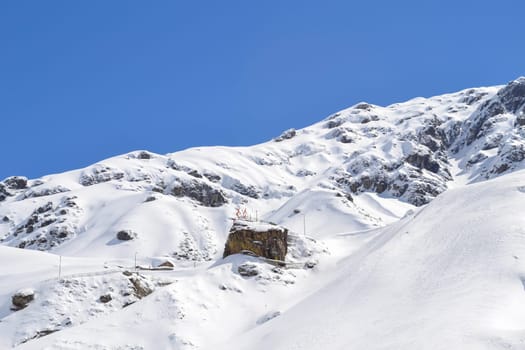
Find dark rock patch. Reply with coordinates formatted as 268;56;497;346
170;180;227;207
274;128;297;142
99;294;112;303
11;289;35;310
4;176;28;190
116;230;136;241
238;263;259;277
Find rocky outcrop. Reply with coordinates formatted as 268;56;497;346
274;128;296;142
7;196;82;250
170;180;227;207
4;176;28;190
223;221;288;261
79;164;125;186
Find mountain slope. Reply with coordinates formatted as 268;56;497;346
214;169;525;350
1;78;525;349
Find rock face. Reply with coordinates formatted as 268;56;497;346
170;180;227;207
223;221;288;261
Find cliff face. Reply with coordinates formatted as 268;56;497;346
223;221;288;261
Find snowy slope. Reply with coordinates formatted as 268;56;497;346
1;77;525;349
213;169;525;350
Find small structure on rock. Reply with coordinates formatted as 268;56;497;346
223;220;288;261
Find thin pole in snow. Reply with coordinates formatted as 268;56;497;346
303;214;306;236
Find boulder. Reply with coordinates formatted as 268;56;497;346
223;221;288;261
129;276;153;298
116;230;136;241
12;288;35;310
238;263;260;277
99;294;112;303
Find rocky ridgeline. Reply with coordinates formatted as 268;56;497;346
1;78;525;254
325;78;525;205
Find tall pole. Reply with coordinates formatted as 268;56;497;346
303;214;306;236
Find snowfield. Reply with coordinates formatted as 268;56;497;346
1;78;525;349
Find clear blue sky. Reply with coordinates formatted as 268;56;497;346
1;1;524;179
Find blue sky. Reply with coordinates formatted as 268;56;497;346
1;1;524;179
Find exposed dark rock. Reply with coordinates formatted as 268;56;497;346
49;226;73;239
99;294;112;303
493;163;510;174
516;114;525;127
238;263;259;277
231;182;260;199
463;79;525;147
355;102;373;111
274;128;297;142
296;169;316;177
129;276;153;298
496;77;525;114
325;118;344;129
187;170;202;178
37;202;54;214
223;221;288;261
80;165;125;186
467;153;488;166
40;218;56;227
144;195;157;202
170;180;227;207
203;172;221;183
136;151;152;159
2;216;9;223
405;153;440;173
0;183;11;202
19;329;58;344
11;289;35;310
22;185;71;199
339;134;353;143
116;230;136;241
460;89;488;105
4;176;28;190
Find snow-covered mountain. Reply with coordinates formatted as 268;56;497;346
1;77;525;349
